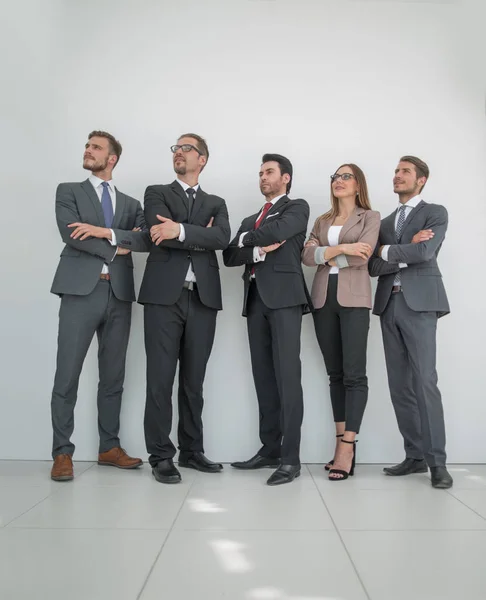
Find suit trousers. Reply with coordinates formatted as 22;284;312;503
144;287;217;467
51;279;132;457
246;281;304;465
313;275;370;433
380;290;446;467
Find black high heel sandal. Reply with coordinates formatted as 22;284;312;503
328;439;357;481
324;434;344;471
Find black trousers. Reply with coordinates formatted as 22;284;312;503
313;275;370;433
246;282;304;465
51;279;132;457
144;286;217;467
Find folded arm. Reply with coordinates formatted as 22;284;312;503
56;184;117;262
113;202;152;252
242;199;309;247
223;226;255;267
385;206;448;265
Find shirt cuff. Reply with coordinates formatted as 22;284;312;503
108;229;116;246
381;245;390;261
334;254;349;269
238;232;248;248
253;247;266;262
314;246;328;265
399;263;408;269
178;224;186;242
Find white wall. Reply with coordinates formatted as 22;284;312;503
1;0;485;462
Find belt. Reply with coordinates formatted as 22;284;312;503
391;285;401;293
183;281;197;291
100;273;110;281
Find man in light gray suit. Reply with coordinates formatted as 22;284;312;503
50;130;151;482
369;156;452;489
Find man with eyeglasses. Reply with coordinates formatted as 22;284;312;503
223;154;311;486
369;156;452;489
138;133;230;484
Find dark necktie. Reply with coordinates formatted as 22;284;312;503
101;181;114;228
186;187;196;216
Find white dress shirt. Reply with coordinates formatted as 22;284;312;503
238;195;285;265
327;225;343;274
175;178;199;283
89;174;117;274
381;194;422;285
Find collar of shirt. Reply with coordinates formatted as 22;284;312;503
398;194;422;211
177;178;199;194
89;174;115;195
264;194;285;207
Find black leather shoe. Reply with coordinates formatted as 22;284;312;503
231;453;280;470
152;459;181;484
267;464;301;486
430;466;453;489
383;458;428;476
178;452;223;473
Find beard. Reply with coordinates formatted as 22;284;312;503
174;163;187;175
83;156;109;173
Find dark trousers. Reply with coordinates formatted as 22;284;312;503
51;279;132;457
381;291;446;467
144;286;217;467
246;282;304;465
313;275;370;433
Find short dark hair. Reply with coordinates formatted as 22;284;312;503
178;133;209;169
88;130;122;167
400;155;429;191
261;153;293;193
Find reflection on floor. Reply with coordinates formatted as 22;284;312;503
1;461;486;599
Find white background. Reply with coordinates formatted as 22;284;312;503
1;0;485;462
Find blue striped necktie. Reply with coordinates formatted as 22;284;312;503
395;205;407;285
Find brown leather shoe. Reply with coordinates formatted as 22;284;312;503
98;447;143;469
51;454;74;481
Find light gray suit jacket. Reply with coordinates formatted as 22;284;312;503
368;200;450;317
51;180;151;302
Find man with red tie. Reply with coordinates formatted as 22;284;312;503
223;154;311;486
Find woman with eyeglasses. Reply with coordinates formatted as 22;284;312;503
302;164;380;481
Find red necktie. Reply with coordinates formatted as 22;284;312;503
254;202;273;229
251;202;273;275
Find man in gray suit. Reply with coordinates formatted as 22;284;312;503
369;156;452;489
50;130;151;482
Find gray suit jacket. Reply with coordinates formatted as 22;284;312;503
51;180;151;302
368;200;450;317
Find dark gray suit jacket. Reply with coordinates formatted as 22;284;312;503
368;200;450;317
51;180;151;302
138;181;230;310
223;196;312;316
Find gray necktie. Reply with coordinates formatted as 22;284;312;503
395;205;407;285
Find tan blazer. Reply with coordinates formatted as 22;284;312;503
302;208;380;309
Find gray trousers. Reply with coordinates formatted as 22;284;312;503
51;279;132;457
380;291;446;467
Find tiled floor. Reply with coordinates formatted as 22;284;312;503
1;462;486;599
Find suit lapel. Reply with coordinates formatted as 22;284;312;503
190;187;205;222
317;217;332;245
171;180;189;217
80;179;105;226
382;211;398;243
401;200;426;238
258;195;289;227
338;207;365;243
112;188;127;229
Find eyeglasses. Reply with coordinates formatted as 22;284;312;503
330;173;355;182
170;144;203;155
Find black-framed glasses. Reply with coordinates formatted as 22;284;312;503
330;173;356;182
170;144;203;155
